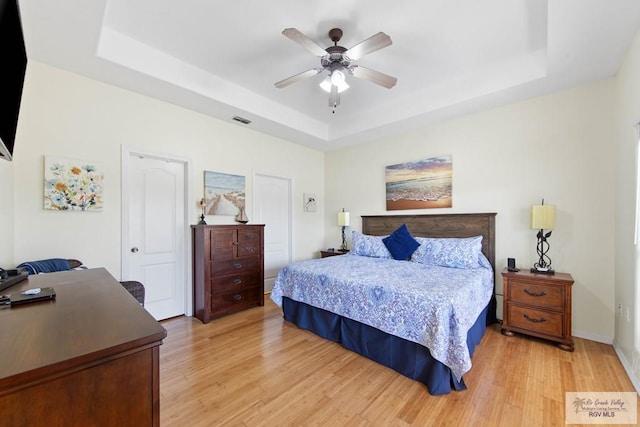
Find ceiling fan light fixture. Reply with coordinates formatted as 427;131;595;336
331;70;346;86
319;76;331;93
319;73;349;94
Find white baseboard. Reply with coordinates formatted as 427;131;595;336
613;343;640;395
573;330;613;345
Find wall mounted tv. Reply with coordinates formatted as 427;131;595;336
0;0;27;161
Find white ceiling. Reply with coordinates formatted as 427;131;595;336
17;0;640;151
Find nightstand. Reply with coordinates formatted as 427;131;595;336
501;268;574;351
320;250;349;258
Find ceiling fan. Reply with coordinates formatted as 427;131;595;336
275;27;397;111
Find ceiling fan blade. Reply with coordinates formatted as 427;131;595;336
275;68;322;88
282;28;328;57
345;32;392;60
350;66;397;89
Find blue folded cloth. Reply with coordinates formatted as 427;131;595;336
17;258;71;275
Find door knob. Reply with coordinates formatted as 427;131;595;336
131;247;139;253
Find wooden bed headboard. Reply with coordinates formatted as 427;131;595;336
361;213;497;270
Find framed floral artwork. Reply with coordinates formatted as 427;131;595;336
44;156;104;211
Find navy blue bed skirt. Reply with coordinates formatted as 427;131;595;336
282;297;489;395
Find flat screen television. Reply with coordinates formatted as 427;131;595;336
0;0;27;161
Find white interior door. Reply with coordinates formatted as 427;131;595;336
124;153;187;320
253;173;291;292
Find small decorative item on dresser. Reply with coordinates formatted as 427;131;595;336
198;198;207;225
235;205;249;224
501;268;574;351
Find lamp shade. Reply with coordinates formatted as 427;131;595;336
531;204;555;230
338;211;350;227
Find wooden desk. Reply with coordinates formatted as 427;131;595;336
0;268;167;426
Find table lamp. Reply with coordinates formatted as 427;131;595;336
530;199;555;274
338;208;350;252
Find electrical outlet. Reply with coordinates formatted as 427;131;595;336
618;303;623;317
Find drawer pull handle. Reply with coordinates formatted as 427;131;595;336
245;246;255;253
523;314;546;323
233;263;242;269
245;233;254;238
524;289;547;297
233;294;242;301
233;279;242;285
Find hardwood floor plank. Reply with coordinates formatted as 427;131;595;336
159;299;638;426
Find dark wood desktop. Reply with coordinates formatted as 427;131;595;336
0;268;167;426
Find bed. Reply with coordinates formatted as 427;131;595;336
271;213;497;395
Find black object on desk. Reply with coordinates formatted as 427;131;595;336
9;287;56;305
0;271;28;293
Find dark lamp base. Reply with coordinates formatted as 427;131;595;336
531;268;555;275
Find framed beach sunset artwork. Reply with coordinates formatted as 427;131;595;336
203;171;245;216
385;155;453;210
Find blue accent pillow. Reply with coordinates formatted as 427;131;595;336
382;224;420;260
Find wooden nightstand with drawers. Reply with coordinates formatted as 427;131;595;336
320;249;349;258
501;269;574;351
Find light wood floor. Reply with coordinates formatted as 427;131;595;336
159;299;638;426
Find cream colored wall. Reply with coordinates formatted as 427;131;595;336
9;61;325;279
615;28;640;385
325;79;616;342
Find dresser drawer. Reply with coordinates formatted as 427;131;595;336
211;272;261;293
211;256;260;275
237;241;260;258
508;280;563;310
211;288;260;313
507;304;564;337
237;228;261;245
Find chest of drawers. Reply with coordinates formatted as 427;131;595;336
501;269;574;351
192;224;265;323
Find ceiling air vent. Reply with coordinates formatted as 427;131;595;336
232;116;251;125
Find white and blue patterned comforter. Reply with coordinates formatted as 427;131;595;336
270;253;494;381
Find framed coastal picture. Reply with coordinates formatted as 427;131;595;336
203;170;245;216
44;156;104;211
385;155;452;210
